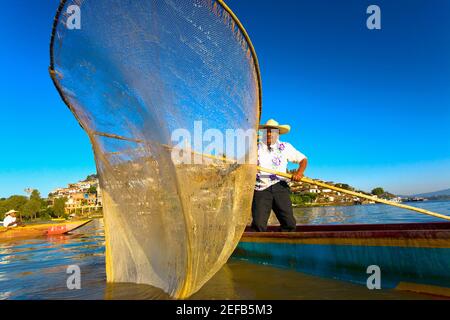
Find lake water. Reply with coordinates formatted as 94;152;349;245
1;201;449;300
294;200;450;225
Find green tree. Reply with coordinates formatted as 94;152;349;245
6;195;28;211
39;207;55;221
30;189;47;209
371;187;385;196
290;192;318;205
85;174;98;181
87;185;97;194
30;189;40;201
290;194;303;205
335;183;354;191
305;193;318;203
23;199;41;220
53;197;67;218
0;195;28;220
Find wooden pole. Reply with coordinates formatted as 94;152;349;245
175;146;450;221
92;133;450;222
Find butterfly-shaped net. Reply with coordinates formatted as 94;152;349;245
50;0;261;298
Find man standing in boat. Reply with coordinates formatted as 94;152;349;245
251;119;308;232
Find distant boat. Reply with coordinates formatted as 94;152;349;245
390;197;402;203
405;197;427;202
0;220;92;240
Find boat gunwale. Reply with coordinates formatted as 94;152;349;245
243;222;450;240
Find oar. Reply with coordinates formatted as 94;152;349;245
92;131;450;221
258;167;450;222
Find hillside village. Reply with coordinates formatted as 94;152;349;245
49;175;398;213
0;175;103;222
48;174;103;215
288;177;401;207
1;170;410;222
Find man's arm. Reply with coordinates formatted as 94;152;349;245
284;143;308;182
292;158;308;182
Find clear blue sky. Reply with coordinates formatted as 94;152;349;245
1;0;449;197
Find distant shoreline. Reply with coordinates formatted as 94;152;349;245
293;199;450;209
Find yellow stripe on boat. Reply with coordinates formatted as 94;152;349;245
241;235;450;249
396;282;450;298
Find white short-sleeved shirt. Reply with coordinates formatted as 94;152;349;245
255;140;307;191
3;215;17;227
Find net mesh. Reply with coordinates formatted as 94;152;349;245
50;0;261;298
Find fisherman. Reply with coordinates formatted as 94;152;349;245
2;210;20;227
251;119;308;232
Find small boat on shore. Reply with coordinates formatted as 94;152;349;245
234;222;450;297
0;220;92;240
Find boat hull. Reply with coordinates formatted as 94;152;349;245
234;223;450;297
0;220;92;240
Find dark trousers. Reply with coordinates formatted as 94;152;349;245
251;181;297;232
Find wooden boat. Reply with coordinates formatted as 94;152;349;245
234;222;450;297
0;220;92;240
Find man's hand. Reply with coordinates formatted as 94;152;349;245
291;172;304;182
291;158;307;182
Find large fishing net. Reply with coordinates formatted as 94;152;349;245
50;0;261;298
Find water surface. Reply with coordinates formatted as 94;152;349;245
294;200;450;225
1;201;449;300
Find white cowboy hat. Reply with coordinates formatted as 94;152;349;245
259;119;291;135
5;210;18;216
